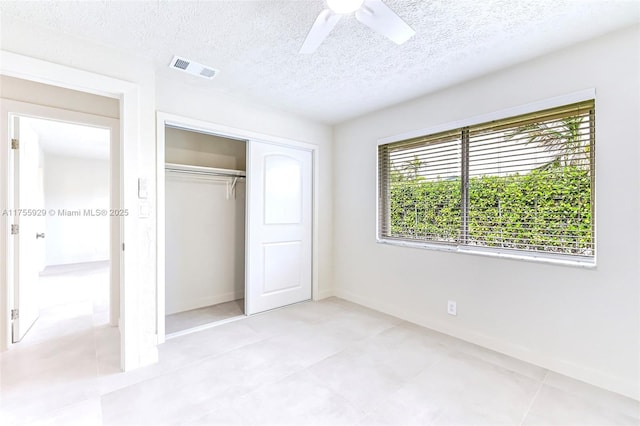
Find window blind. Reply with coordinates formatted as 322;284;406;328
378;100;595;260
379;130;462;243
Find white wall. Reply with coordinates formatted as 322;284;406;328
333;25;640;400
43;154;109;266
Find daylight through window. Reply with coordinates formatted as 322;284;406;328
378;100;595;261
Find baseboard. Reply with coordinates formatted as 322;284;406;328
315;288;334;300
334;289;638;401
45;259;110;268
166;291;244;315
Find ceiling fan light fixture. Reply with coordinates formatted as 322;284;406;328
326;0;364;14
300;0;415;54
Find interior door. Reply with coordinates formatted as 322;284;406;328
246;141;312;315
11;116;42;342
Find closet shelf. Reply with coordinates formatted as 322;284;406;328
165;162;246;178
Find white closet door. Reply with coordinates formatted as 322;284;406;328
246;141;312;315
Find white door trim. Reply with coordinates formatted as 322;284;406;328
0;50;151;371
156;111;320;344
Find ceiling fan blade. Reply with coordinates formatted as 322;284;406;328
355;0;415;45
300;9;342;54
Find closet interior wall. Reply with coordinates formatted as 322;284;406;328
164;127;246;332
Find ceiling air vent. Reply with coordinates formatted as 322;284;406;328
169;56;218;80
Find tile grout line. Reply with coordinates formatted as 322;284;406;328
136;312;331;396
519;369;548;426
138;314;312;394
226;316;405;422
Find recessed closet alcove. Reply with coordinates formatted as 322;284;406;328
164;127;247;333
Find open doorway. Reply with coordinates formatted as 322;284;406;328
10;115;114;345
1;51;150;370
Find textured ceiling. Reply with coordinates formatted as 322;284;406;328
1;1;638;124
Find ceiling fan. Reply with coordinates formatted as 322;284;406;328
300;0;415;54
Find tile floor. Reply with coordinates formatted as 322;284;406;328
166;300;245;335
0;263;638;425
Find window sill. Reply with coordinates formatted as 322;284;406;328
377;238;596;269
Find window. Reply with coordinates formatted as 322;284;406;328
378;100;595;262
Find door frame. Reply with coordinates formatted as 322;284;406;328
0;51;148;370
156;112;320;344
3;101;121;337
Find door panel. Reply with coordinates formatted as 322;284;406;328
12;116;42;342
263;241;302;294
264;154;302;224
246;142;312;315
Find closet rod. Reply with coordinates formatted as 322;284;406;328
165;162;246;178
165;168;246;179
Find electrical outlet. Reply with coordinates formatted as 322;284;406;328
447;300;457;316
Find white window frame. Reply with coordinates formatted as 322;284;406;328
376;89;597;268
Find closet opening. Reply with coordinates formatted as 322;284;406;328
164;126;246;335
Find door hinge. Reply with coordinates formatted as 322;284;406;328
11;309;18;320
11;224;19;235
122;242;125;251
11;138;19;149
